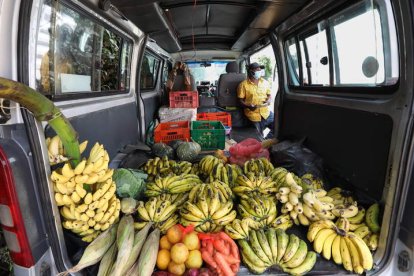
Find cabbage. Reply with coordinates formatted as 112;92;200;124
113;168;147;199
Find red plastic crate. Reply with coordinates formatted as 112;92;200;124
169;91;199;108
197;112;232;127
154;121;190;144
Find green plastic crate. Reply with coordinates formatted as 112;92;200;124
191;121;225;150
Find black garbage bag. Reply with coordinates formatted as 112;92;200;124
270;139;325;179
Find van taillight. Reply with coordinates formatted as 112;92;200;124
0;146;34;268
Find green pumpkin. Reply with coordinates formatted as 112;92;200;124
176;142;201;161
169;140;185;151
152;143;174;159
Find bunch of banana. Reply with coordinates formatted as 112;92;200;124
307;219;374;274
224;218;251;239
144;174;202;197
332;202;360;218
232;173;277;199
327;187;356;206
190;163;200;175
188;181;232;203
269;167;289;189
154;193;189;208
205;162;241;187
53;142;119;242
237;195;278;229
136;197;178;233
142;156;176;177
301;173;324;190
238;228;317;275
363;233;379;251
198;155;223;176
270;214;294;231
60;178;121;242
179;195;237;232
47;135;88;165
243;158;274;176
365;203;381;234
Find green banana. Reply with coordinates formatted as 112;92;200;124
282;234;300;263
365;203;381;233
256;229;274;264
241;252;267;274
282;251;317;276
238;239;267;267
284;240;308;268
266;228;278;264
276;229;289;263
249;230;272;265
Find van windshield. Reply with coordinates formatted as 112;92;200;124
187;61;229;86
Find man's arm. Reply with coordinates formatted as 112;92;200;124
237;82;257;110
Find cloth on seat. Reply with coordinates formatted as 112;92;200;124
217;61;246;107
167;61;196;91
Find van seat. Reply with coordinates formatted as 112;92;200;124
217;61;246;107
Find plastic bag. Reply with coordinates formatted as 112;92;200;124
270;139;325;179
229;138;269;166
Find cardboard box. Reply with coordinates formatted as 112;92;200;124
158;106;197;123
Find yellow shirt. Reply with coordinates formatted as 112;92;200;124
237;78;271;122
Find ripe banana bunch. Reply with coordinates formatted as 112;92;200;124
332;202;360;218
301;173;324;190
238;228;317;275
232;173;277;199
327;187;356;206
144;174;202;197
46;135;88;165
307;219;374;274
365;203;381;234
224;218;251;239
206;162;241;188
363;233;379;251
237;195;278;229
142;156;176;177
53;142;118;242
180;195;237;232
198;155;223;176
243;157;274;176
60;179;121;242
188;181;232;203
155;193;189;208
136;197;177;233
270;214;294;231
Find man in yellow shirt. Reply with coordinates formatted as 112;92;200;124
237;62;274;139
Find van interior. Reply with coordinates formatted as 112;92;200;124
0;0;413;275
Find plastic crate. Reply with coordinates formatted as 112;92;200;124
191;121;225;151
197;112;232;127
169;91;199;108
154;121;190;144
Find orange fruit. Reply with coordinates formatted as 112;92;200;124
185;250;203;269
168;261;186;275
183;231;200;250
156;249;171;270
166;225;183;244
170;243;189;264
160;235;172;250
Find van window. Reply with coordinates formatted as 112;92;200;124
286;0;398;89
140;53;161;90
35;1;132;96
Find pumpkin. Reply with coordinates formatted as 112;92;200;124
169;140;185;151
152;143;174;159
176;142;201;161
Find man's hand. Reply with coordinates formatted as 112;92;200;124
248;104;257;110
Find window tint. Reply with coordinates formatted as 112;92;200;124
285;0;398;89
35;1;132;95
140;53;161;90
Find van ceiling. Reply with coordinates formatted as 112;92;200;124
111;0;308;53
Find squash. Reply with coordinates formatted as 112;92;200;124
176;142;201;161
169;140;185;151
152;143;174;159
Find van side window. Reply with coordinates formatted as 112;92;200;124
35;0;132;96
140;53;161;90
285;0;398;89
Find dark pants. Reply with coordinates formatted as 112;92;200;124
252;112;274;140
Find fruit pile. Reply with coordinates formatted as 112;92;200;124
49;137;120;242
156;225;204;275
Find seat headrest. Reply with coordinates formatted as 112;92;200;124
226;61;239;73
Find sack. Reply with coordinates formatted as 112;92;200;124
229;138;269;166
270;139;325;179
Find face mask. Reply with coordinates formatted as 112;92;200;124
253;71;261;79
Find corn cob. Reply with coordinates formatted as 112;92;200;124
112;215;134;276
136;228;160;276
